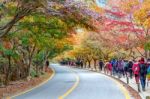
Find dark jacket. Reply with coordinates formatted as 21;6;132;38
99;61;104;67
139;62;147;77
128;61;133;71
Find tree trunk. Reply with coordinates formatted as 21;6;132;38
27;57;32;77
149;51;150;59
5;56;11;85
36;65;39;77
145;50;148;59
87;60;91;68
93;59;97;70
84;61;87;68
27;44;36;78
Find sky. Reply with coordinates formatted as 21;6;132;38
95;0;107;8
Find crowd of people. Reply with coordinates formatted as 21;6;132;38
60;57;150;92
100;58;150;92
60;59;83;68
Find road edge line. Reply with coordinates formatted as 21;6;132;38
58;70;80;99
75;67;131;99
99;73;131;99
6;66;55;99
109;76;131;99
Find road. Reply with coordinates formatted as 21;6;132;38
12;64;131;99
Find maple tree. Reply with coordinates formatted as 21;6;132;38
93;0;150;59
63;0;150;68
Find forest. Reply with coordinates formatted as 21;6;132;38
0;0;150;88
0;0;100;86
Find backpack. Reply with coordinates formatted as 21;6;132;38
123;62;127;70
112;61;116;67
128;62;133;69
139;64;146;75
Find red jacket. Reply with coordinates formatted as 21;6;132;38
108;63;112;71
132;63;140;75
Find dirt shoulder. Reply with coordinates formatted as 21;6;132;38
0;68;53;99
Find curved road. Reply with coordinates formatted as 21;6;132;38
11;64;131;99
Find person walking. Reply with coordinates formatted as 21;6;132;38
139;58;147;91
108;61;112;75
124;60;129;84
99;60;104;72
111;59;117;75
104;61;109;74
117;59;124;78
132;60;140;92
45;60;49;72
128;60;133;79
124;60;129;77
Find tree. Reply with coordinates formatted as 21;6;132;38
1;0;102;85
0;0;101;38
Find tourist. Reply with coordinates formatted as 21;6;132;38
139;58;147;91
132;60;140;92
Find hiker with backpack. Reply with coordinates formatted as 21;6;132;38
128;60;133;79
124;60;129;77
139;58;147;91
124;60;129;84
117;59;125;78
132;60;141;92
111;59;117;75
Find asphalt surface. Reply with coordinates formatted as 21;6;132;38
13;64;129;99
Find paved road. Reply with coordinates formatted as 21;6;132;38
12;64;131;99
